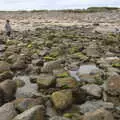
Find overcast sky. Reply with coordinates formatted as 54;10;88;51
0;0;120;10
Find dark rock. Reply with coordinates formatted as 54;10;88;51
14;97;44;112
0;80;17;102
0;71;13;82
72;87;88;104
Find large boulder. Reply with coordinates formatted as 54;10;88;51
80;101;114;114
56;77;77;88
83;108;114;120
11;60;27;71
0;103;17;120
104;75;120;105
11;55;28;71
51;90;72;110
41;59;64;73
105;75;120;96
0;80;17;102
15;76;38;98
81;84;102;98
13;105;45;120
37;74;56;88
14;97;44;112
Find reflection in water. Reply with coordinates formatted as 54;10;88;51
69;70;80;81
78;64;99;75
69;64;99;81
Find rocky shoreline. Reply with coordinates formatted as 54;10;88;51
0;11;120;120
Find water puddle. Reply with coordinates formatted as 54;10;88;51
69;64;99;81
78;64;99;75
69;70;80;81
14;75;38;98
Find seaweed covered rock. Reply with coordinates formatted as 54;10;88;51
37;74;56;88
56;77;77;88
51;90;72;110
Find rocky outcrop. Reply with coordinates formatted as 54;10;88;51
0;12;119;120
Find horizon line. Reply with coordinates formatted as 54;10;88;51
0;6;119;11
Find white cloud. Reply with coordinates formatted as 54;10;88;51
0;0;119;10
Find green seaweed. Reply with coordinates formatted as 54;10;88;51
57;72;69;78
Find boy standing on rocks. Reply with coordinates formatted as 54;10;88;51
5;20;12;37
